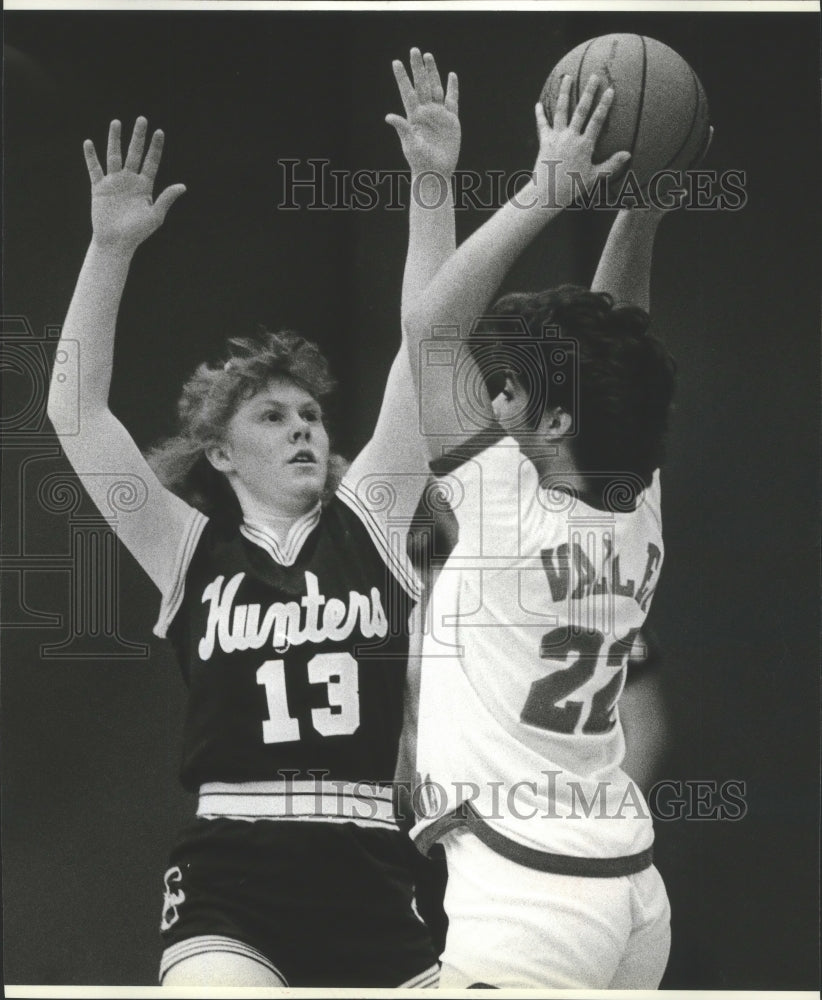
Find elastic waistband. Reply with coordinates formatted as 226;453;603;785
438;802;653;877
197;780;398;831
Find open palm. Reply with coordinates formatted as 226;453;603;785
533;74;630;208
387;49;460;176
85;117;186;249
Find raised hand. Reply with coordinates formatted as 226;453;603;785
386;48;460;176
533;74;630;208
84;117;186;251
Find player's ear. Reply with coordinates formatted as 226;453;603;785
205;442;233;473
542;406;573;438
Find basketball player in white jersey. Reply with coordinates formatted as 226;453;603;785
390;63;687;988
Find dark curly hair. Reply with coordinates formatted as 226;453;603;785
146;330;347;520
475;285;676;487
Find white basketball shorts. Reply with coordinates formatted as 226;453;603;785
438;828;671;989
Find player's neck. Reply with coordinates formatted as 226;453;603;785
237;491;319;541
517;436;589;493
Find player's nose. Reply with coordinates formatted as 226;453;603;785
289;415;311;441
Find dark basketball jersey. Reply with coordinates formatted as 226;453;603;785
153;484;418;792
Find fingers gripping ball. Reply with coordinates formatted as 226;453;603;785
541;34;711;187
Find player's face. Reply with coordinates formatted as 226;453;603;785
492;375;570;444
221;376;330;514
491;375;531;432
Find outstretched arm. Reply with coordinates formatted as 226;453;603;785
590;209;664;311
52;119;187;419
402;75;630;446
386;48;459;318
343;50;461;566
592;127;714;310
48;117;195;593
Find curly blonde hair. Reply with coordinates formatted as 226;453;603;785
146;330;347;520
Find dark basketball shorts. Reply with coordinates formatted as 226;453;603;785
158;816;439;987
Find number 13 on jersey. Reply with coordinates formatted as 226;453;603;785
256;652;360;743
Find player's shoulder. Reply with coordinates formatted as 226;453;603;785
641;467;663;518
154;507;212;639
430;430;530;492
428;426;507;476
331;481;422;602
185;513;250;568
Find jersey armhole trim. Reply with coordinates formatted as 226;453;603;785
153;509;209;639
335;481;422;602
644;469;663;532
410;807;468;856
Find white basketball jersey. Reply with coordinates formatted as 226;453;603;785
412;437;664;858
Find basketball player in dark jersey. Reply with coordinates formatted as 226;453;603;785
47;50;458;988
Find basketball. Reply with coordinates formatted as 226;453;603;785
540;34;710;186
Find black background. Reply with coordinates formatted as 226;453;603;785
3;8;820;989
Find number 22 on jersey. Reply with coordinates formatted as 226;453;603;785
256;651;360;743
521;627;640;736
